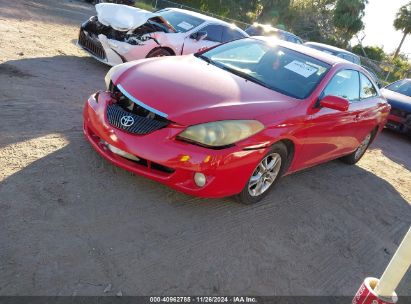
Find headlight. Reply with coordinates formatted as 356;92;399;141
178;120;264;148
104;62;136;89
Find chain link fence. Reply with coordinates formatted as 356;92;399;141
359;55;411;85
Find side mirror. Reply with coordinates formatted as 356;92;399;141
191;31;207;41
320;95;349;111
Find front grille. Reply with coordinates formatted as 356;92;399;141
106;104;169;135
78;30;106;60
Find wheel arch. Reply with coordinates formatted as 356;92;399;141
370;124;381;144
146;46;176;58
272;138;295;172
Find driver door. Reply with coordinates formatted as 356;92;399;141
298;69;362;168
182;24;223;55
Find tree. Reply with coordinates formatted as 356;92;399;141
393;2;411;59
352;45;386;61
288;0;337;43
332;0;368;47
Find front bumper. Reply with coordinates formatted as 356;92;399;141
386;112;411;134
83;92;268;198
77;30;156;66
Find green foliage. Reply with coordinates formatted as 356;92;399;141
391;56;411;80
135;1;155;11
393;1;411;57
155;0;367;46
352;45;386;61
332;0;367;46
394;1;411;33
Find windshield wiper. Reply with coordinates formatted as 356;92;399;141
217;64;273;90
195;55;272;90
195;54;215;64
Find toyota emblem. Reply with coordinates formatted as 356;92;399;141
120;115;135;127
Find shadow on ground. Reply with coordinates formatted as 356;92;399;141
0;55;108;148
371;129;411;171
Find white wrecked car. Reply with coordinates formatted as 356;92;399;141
78;3;248;66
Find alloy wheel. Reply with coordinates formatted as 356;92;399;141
248;153;282;197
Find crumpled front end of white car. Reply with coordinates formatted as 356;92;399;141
77;4;176;66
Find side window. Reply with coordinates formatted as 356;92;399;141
199;24;223;42
360;73;377;99
222;27;245;43
323;70;360;102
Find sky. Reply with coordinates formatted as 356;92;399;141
354;0;411;57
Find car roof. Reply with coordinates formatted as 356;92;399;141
163;7;248;34
304;42;359;57
250;23;299;37
253;37;350;66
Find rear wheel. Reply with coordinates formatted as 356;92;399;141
236;143;288;205
146;48;173;58
340;131;373;165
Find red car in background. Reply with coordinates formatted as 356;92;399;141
83;37;390;204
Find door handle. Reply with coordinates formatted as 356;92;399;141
355;114;361;121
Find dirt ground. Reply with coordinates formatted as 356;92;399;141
0;0;410;297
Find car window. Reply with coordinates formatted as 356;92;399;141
222;27;245;43
345;55;354;63
157;10;205;33
199;24;224;42
294;37;303;44
323;70;360;102
199;39;331;99
245;26;263;36
360;73;378;99
386;79;411;97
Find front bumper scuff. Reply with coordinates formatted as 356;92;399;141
83;92;268;198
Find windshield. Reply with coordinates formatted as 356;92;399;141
386;79;411;97
157;10;205;33
197;38;330;99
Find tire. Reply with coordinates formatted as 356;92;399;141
236;142;288;205
340;130;374;165
146;48;173;58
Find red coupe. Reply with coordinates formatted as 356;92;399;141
83;37;390;204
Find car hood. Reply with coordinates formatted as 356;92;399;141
381;88;411;112
96;3;166;31
112;56;301;126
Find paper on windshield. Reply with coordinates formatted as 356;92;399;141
284;60;318;78
177;21;194;31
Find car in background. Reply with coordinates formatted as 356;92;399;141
304;42;361;64
304;41;382;86
381;79;411;134
246;23;303;44
83;37;390;204
78;4;248;66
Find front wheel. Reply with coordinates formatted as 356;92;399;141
340;131;373;165
236;143;288;205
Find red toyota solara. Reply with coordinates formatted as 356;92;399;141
83;37;390;204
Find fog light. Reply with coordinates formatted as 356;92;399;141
194;173;206;187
